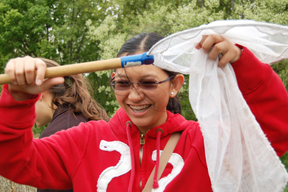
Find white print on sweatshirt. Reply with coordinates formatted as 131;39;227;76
96;140;184;192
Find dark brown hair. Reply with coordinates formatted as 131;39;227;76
116;33;182;114
40;58;109;122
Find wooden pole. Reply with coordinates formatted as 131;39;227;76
0;58;122;85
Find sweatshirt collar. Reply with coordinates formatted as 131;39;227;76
110;108;187;138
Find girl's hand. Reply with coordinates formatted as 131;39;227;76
5;56;64;101
196;34;242;68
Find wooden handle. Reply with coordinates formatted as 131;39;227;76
0;58;122;85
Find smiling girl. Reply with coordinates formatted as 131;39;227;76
0;33;287;192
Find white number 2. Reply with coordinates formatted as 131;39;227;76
97;140;184;192
151;150;184;192
97;140;131;192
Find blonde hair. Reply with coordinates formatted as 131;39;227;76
40;58;109;122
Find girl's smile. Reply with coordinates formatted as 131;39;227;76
128;104;152;113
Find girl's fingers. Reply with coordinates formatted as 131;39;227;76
195;35;208;50
14;59;26;86
5;56;63;100
24;57;46;86
218;52;232;67
208;42;226;60
9;77;64;97
216;44;241;67
5;56;47;86
201;34;224;52
197;34;242;67
34;59;46;85
5;59;17;85
39;77;64;92
24;57;37;85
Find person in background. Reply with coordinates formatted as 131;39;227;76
35;58;109;192
0;33;287;192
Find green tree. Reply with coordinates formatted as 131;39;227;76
0;0;115;116
0;0;109;65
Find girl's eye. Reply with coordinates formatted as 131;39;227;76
116;81;130;87
117;80;129;85
141;80;157;85
114;80;130;90
140;80;158;89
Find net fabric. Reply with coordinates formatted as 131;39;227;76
148;20;288;192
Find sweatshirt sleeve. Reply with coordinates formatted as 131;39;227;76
0;85;90;189
232;47;288;157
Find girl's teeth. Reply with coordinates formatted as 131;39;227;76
130;105;150;112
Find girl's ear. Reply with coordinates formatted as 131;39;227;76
170;74;184;98
39;93;44;101
39;91;50;102
111;72;116;79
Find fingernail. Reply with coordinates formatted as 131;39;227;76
36;79;42;85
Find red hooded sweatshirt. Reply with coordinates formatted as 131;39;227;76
0;47;287;192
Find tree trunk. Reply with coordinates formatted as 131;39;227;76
197;0;205;7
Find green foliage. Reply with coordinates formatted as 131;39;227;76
178;75;197;120
281;152;288;191
33;124;46;138
0;0;108;67
86;71;118;117
0;0;114;120
272;60;288;91
0;0;51;57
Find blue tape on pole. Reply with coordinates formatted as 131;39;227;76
120;52;154;68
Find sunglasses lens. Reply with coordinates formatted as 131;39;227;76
113;80;131;90
139;80;158;90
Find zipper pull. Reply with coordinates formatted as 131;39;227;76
140;133;145;145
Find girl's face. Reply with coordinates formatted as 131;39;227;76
113;51;182;134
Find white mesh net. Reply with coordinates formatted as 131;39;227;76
148;20;288;192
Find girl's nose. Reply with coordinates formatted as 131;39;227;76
128;86;144;101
